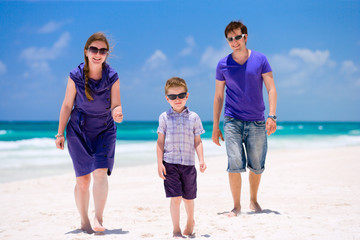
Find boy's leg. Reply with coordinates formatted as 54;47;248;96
183;199;195;236
170;197;183;237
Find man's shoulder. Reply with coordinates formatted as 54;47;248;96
251;50;268;59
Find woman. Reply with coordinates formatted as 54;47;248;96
55;32;123;234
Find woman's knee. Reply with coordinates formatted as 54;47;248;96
76;175;91;191
92;168;108;182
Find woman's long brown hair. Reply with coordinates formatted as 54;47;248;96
83;32;110;101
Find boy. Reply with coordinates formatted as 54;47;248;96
157;77;206;238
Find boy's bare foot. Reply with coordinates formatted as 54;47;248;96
250;201;262;212
93;217;105;232
183;220;195;236
81;223;94;234
226;207;241;217
173;232;186;238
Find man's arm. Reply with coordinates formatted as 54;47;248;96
263;71;277;135
212;80;226;146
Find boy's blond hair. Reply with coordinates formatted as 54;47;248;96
165;77;188;95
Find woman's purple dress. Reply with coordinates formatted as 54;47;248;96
66;63;118;177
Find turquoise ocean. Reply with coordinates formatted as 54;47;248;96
1;121;360;183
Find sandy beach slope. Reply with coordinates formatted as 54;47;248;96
1;146;360;240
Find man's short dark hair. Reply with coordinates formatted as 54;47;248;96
224;21;248;38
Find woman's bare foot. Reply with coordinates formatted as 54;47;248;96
183;220;195;236
250;201;262;212
226;207;241;217
173;231;185;238
81;222;94;234
93;217;105;232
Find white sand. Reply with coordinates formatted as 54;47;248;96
1;146;360;240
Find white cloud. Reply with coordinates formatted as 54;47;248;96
179;36;196;56
340;60;358;75
20;32;71;61
38;20;71;33
39;21;62;33
142;50;168;71
289;48;330;66
0;61;7;76
20;32;70;77
200;45;229;69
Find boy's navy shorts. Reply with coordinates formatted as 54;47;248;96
163;161;197;200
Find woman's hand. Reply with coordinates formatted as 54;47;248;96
112;106;123;123
55;135;65;150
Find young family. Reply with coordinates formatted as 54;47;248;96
55;20;277;238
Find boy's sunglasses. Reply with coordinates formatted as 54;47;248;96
167;92;187;100
87;46;108;55
227;34;245;42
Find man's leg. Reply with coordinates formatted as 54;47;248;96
249;171;262;212
228;172;242;216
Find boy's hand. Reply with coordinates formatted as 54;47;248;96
158;164;167;180
112;106;123;123
199;161;207;173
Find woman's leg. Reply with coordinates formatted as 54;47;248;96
74;174;93;234
92;168;108;231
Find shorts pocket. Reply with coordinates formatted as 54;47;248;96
254;121;266;127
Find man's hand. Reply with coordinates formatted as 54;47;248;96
266;118;277;136
212;128;224;146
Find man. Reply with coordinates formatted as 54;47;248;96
212;21;277;216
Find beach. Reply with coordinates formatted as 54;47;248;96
1;145;359;240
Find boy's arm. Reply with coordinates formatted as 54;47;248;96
156;133;166;179
194;135;206;173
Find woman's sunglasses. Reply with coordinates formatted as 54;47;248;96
167;92;187;100
87;46;108;55
227;34;245;42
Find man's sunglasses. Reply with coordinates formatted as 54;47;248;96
227;34;245;42
167;92;187;100
87;46;108;55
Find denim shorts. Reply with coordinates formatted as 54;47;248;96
223;116;267;174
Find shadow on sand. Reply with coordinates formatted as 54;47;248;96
65;228;129;236
217;209;280;216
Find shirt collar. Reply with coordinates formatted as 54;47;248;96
167;106;190;116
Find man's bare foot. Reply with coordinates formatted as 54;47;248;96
226;207;241;217
81;223;94;234
183;220;195;236
173;231;185;238
250;201;262;212
93;217;105;232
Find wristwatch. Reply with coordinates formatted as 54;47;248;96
268;115;277;122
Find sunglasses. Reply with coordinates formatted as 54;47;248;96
87;46;108;55
167;92;187;100
227;34;245;42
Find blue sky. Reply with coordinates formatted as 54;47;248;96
0;0;359;121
